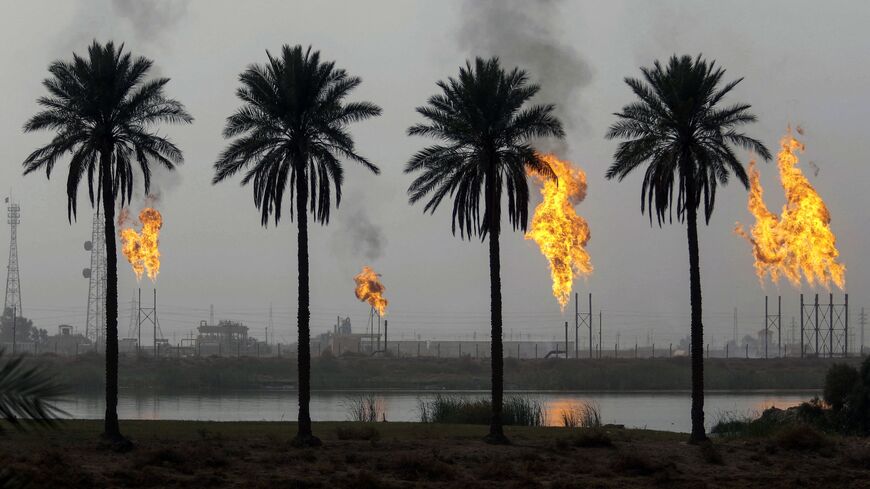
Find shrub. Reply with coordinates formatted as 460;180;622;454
563;429;613;448
418;395;545;426
823;363;859;411
774;425;828;451
711;411;778;437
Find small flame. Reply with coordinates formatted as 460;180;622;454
735;127;845;289
119;207;163;282
525;154;593;310
354;266;388;315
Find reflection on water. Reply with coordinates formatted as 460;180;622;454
57;391;811;433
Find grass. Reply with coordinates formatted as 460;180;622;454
0;419;680;444
557;428;614;448
559;401;602;428
343;393;385;422
417;394;546;426
774;424;830;451
335;424;380;441
6;420;866;488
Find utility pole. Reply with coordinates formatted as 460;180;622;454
588;293;593;359
4;200;22;319
11;304;16;354
860;307;867;356
84;208;106;348
598;310;602;359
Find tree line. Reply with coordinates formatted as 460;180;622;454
11;41;768;449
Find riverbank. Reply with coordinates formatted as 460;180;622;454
26;353;859;392
2;420;869;488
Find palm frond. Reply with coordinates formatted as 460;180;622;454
405;56;565;239
0;350;66;431
214;44;381;226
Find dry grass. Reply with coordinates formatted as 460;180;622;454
1;420;868;488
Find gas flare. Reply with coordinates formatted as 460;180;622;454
119;207;163;282
525;154;593;310
354;266;387;315
735;128;845;289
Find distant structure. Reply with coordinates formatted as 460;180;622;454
336;316;352;335
4;199;22;316
83;210;107;346
197;319;250;355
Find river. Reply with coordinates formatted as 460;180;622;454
56;390;813;433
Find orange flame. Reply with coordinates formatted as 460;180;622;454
119;207;163;282
735;128;845;289
354;266;387;315
525;154;593;310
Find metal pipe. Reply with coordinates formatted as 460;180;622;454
588;293;593;359
829;293;834;358
815;294;820;356
804;294;812;358
778;295;782;358
574;292;578;359
845;294;849;357
565;321;568;359
153;288;157;357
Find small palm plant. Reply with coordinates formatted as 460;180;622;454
0;350;65;431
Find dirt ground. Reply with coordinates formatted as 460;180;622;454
2;421;870;488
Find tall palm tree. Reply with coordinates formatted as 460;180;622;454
213;45;381;447
605;54;770;442
22;41;192;446
405;57;564;444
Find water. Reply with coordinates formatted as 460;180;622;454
57;390;811;433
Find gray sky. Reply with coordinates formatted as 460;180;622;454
0;0;867;348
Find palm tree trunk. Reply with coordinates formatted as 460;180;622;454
292;166;320;447
485;165;507;444
686;191;707;443
99;149;127;446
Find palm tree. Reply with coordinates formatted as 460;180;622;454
22;41;192;447
405;57;564;443
213;45;381;447
605;54;770;442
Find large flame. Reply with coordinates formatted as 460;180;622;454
119;207;163;282
735;128;845;289
354;266;388;316
525;154;593;310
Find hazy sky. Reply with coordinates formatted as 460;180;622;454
0;0;867;348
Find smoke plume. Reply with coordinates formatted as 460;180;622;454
111;0;190;47
458;0;593;150
334;209;386;262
